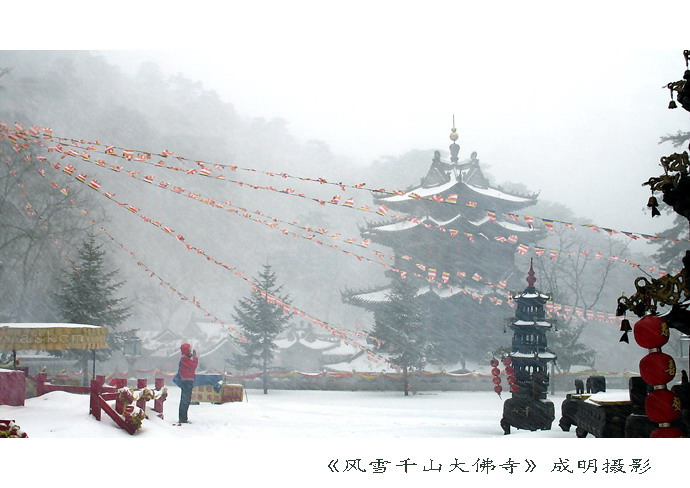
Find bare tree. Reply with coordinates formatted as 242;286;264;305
0;140;102;321
530;224;633;372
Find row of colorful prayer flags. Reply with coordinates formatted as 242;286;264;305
4;122;687;244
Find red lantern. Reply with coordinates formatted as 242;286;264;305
490;358;499;367
507;375;517;384
492;376;501;385
639;352;676;386
491;367;501;376
645;388;681;423
494;385;503;394
650;426;685;438
504;365;514;375
633;315;669;349
510;384;519;393
502;356;512;366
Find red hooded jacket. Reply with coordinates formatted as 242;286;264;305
179;343;198;380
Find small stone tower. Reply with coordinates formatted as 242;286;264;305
500;260;557;434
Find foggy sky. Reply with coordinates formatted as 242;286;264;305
16;2;690;241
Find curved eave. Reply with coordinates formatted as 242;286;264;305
379;171;460;203
464;182;537;207
376;175;536;211
511;320;552;327
345;283;491;305
365;213;535;237
510;351;557;359
512;291;550;300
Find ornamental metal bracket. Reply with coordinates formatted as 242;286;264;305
616;269;688;318
643;151;690;220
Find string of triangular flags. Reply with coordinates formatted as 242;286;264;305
26;145;519;340
2;145;394;366
3;122;687;244
3;125;677;281
1;123;678;277
16;142;611;319
27;146;626;330
0;145;247;341
1;125;642;329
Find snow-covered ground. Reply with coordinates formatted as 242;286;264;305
3;388;576;438
1;388;680;487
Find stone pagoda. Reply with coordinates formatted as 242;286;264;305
500;260;556;434
343;124;540;364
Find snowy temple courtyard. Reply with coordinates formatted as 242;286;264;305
2;387;681;488
3;387;579;438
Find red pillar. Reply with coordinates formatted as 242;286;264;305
90;378;104;420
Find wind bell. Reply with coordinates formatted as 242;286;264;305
647;194;660;217
668;85;678;109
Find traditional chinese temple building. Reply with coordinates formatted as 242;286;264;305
343;125;540;363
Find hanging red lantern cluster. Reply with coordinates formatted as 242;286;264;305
503;356;519;393
490;358;502;395
489;356;521;396
634;315;684;437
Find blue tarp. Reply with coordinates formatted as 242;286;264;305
194;374;222;388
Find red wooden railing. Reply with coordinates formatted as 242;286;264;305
89;376;167;435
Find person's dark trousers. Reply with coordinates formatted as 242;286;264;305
179;379;194;423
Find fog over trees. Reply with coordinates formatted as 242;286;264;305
0;50;674;372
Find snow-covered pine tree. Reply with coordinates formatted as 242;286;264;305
52;233;131;385
373;276;428;396
232;264;291;394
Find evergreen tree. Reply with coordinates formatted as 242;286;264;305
651;131;690;269
52;233;131;385
232;265;291;394
373;276;428;396
651;213;689;270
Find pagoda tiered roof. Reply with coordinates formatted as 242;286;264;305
343;277;508;308
343;125;543;360
378;152;537;213
363;211;534;240
344;283;470;305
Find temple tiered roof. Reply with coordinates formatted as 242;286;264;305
342;124;542;363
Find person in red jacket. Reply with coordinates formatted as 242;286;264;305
178;343;198;424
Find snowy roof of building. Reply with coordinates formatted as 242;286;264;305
190;321;231;341
467;215;533;233
326;352;396;373
510;351;556;359
137;321;240;358
347;283;486;304
512;320;552;327
379;162;535;206
465;183;535;203
512;290;550;299
0;322;103;329
367;211;533;235
381;170;460;203
199;337;243;358
323;341;361;356
274;337;340;351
